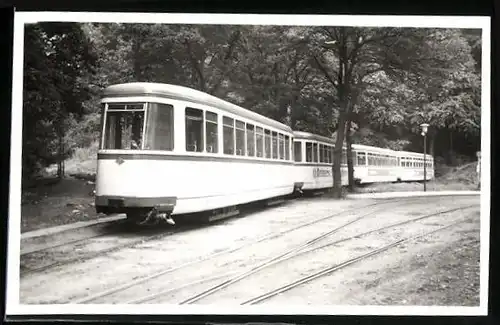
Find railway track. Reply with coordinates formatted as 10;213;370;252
241;217;471;305
176;204;478;305
20;221;205;276
21;218;128;256
20;196;300;276
20;194;316;275
70;196;450;304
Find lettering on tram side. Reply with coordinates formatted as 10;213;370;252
313;167;332;178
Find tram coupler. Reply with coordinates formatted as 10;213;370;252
293;182;304;195
139;205;175;226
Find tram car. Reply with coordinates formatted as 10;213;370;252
292;131;348;192
94;82;299;224
350;144;400;184
396;150;435;181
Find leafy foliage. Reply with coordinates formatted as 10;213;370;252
21;23;482;186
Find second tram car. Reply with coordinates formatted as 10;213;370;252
94;82;298;223
293;131;348;191
351;144;400;184
396;150;435;181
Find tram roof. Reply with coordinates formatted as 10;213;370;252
101;82;292;133
397;150;434;158
351;143;397;154
292;131;336;144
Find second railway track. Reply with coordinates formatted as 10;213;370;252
67;196;475;304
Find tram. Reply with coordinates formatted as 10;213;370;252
292;131;348;191
94;82;436;225
350;144;400;184
396;150;435;181
94;82;298;224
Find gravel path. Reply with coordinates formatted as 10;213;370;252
19;195;480;307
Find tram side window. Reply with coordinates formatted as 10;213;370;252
326;146;331;164
235;120;246;156
246;124;255;157
143;103;174;151
312;143;318;163
264;129;272;158
104;105;145;150
306;142;313;162
319;144;324;163
185;107;204;152
256;127;264;157
294;141;302;162
223;116;234;155
278;133;285;160
357;152;367;166
205;111;218;153
285;135;290;160
272;132;278;159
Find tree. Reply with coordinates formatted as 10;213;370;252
23;22;97;181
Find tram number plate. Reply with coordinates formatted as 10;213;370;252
108;199;124;207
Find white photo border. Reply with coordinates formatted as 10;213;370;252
7;11;491;317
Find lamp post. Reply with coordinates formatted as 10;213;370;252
420;123;429;192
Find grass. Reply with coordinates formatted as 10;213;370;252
45;141;98;178
19;149;480;233
21;142;100;233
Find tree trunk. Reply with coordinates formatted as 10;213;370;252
57;132;65;179
447;129;454;165
346;119;355;192
332;113;347;198
429;132;435;157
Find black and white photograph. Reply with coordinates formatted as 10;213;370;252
6;12;490;316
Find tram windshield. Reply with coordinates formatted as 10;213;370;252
102;102;174;151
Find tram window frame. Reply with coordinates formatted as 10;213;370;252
306;142;313;162
185;107;204;153
223;116;235;155
264;129;272;159
312;143;318;163
278;133;285;160
205;111;218;153
246;123;255;157
319;144;324;163
142;102;175;151
103;103;146;150
285;135;290;160
326;146;330;164
294;141;302;162
357;152;366;166
256;126;264;158
272;131;278;159
235;120;246;156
